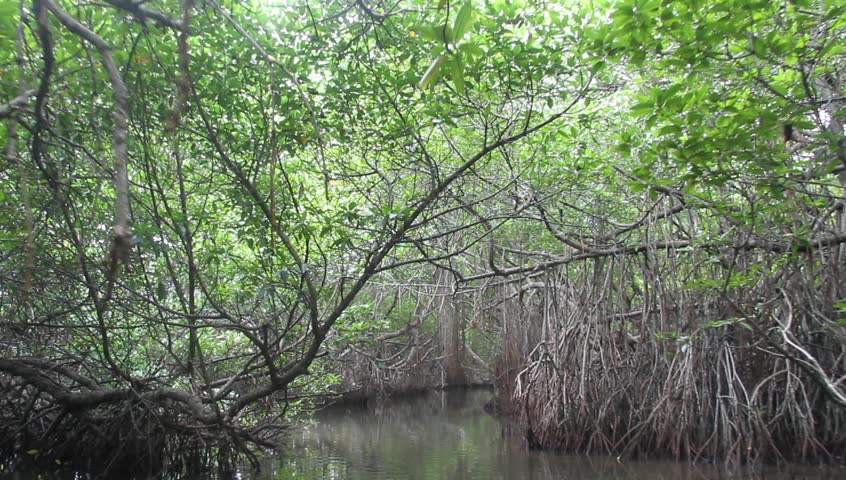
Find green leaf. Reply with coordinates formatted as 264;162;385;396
630;100;653;116
0;0;15;55
419;53;447;90
590;60;606;76
418;24;447;43
450;57;465;94
784;53;799;66
0;0;15;25
459;43;484;57
659;124;681;135
452;2;475;41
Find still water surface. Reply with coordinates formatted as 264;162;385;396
258;387;843;480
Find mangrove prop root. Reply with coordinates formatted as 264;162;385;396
498;253;846;464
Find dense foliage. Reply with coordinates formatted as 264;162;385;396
1;0;845;475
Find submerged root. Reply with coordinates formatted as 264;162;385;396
0;377;272;477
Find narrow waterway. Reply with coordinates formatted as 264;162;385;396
256;387;843;480
3;388;843;479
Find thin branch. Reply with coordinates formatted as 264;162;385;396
464;233;846;282
104;0;187;32
0;88;36;119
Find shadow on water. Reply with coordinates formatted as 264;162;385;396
255;388;844;480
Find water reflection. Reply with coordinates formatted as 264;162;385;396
257;388;843;480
